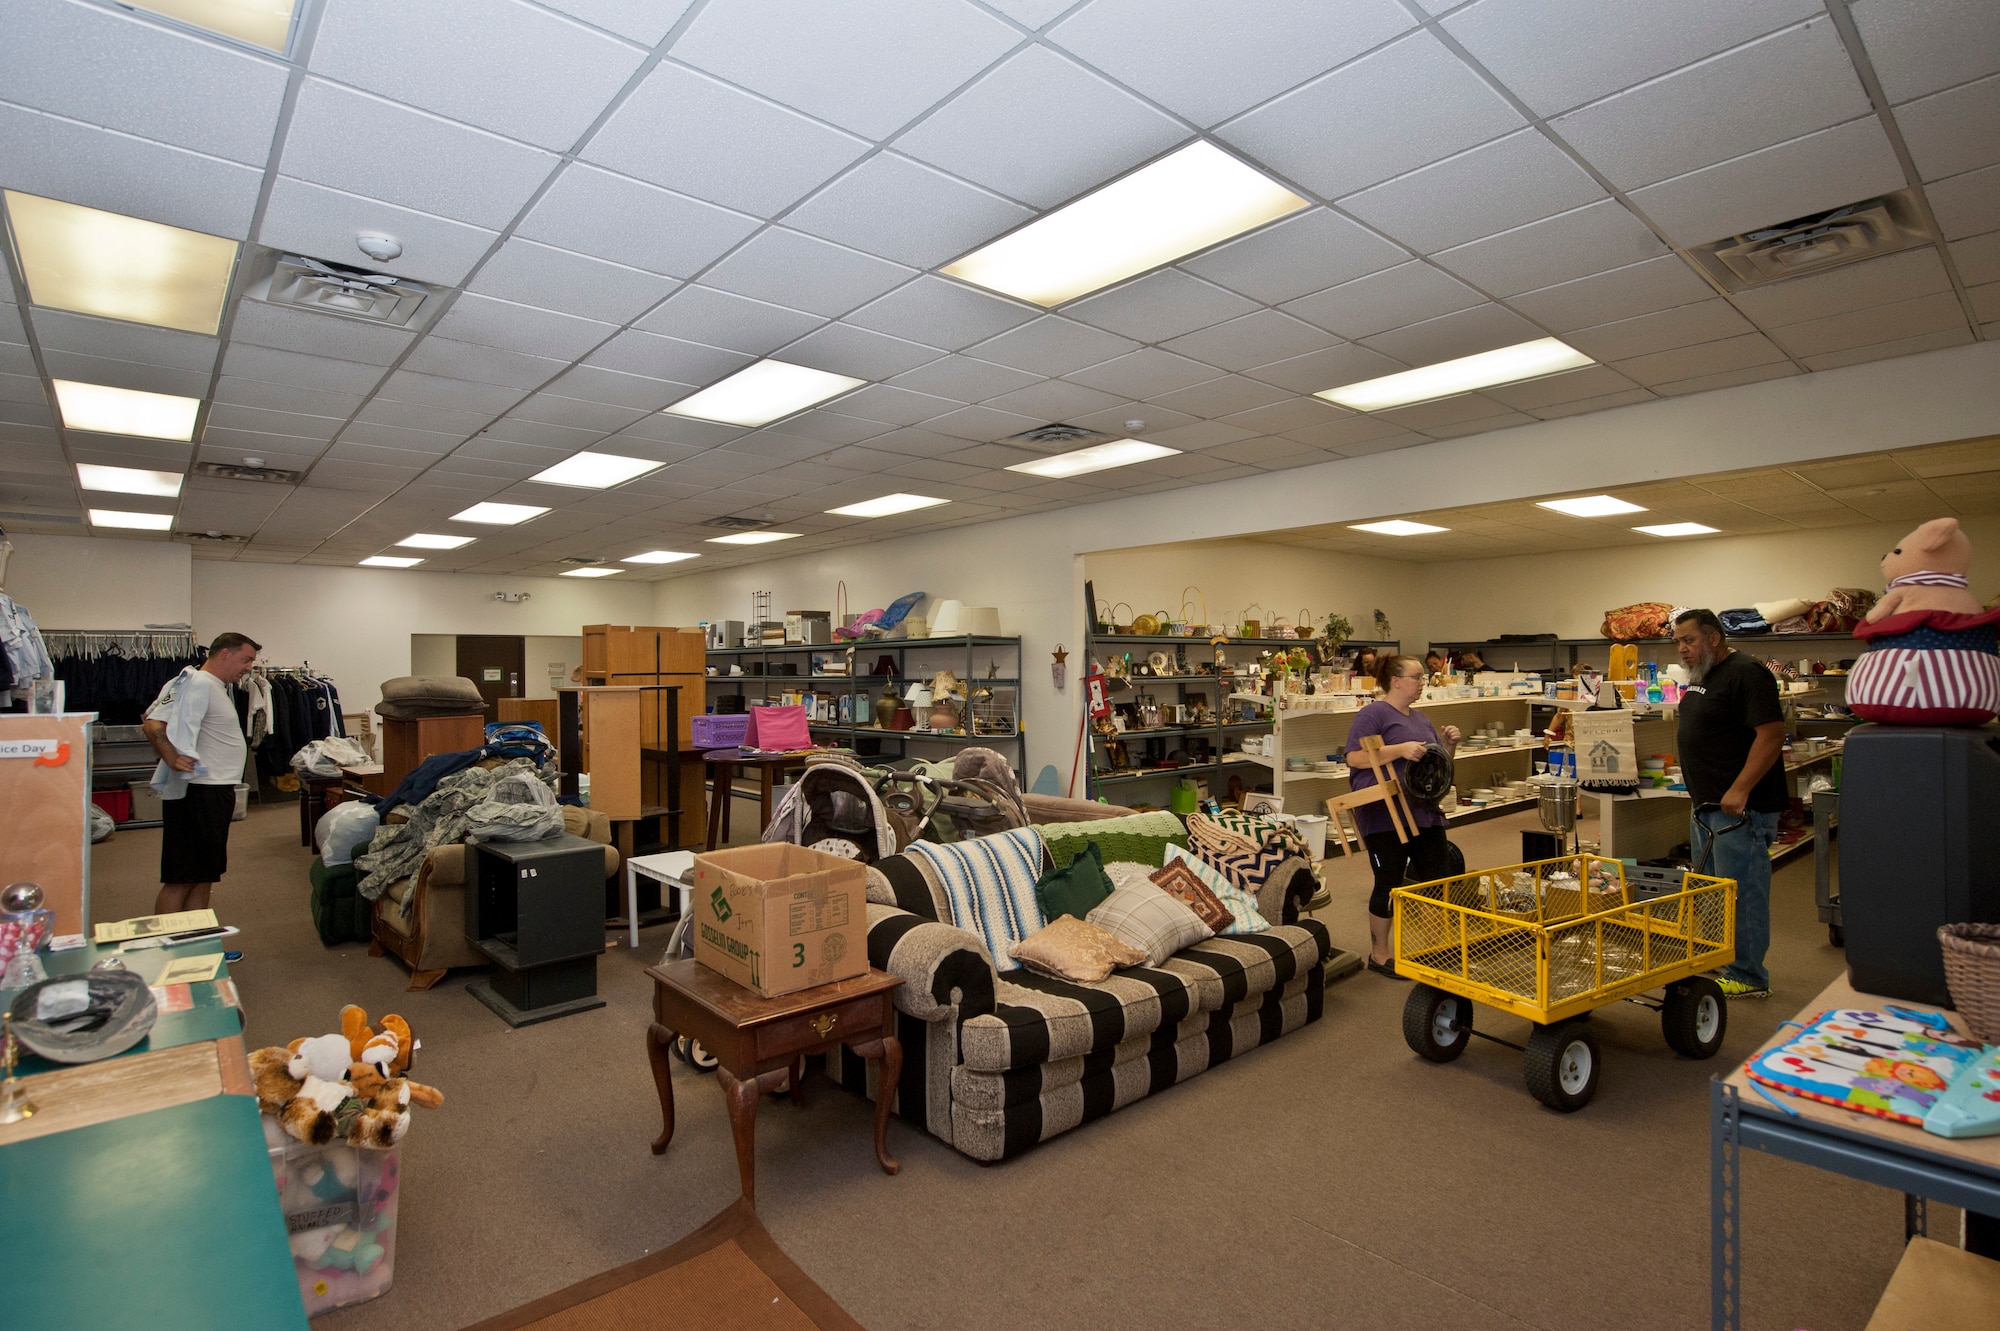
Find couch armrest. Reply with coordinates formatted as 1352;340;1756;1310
866;902;996;1022
1021;793;1133;823
1260;856;1321;927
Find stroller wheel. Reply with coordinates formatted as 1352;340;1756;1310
675;1037;719;1072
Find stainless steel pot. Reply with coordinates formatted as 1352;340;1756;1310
1537;779;1580;835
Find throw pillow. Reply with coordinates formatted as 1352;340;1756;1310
1087;883;1211;967
1033;840;1112;923
1163;844;1270;935
1147;859;1235;933
1010;915;1146;983
1102;860;1161;893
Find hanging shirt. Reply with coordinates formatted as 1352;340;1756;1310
146;667;247;797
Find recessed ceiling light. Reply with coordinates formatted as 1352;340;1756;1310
706;531;802;546
623;550;700;564
5;191;238;335
942;142;1310;306
560;567;622;577
360;555;424;568
825;493;950;518
396;533;475;550
89;509;173;531
1005;439;1180;479
450;502;549;525
1350;520;1449;536
1318;338;1595;411
1538;495;1647;518
76;463;183;498
1634;522;1719;538
123;0;298;52
664;360;865;428
527;452;662;489
53;380;201;441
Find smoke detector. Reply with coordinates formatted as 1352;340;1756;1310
701;514;773;531
1688;191;1930;291
194;461;303;485
356;233;403;263
1002;424;1113;453
247;251;432;325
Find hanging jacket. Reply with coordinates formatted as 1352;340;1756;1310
0;594;52;683
240;671;274;744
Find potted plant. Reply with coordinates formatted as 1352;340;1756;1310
1318;613;1352;661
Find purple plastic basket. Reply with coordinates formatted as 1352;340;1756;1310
692;713;750;749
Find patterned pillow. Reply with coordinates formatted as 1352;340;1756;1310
1009;915;1146;983
1190;808;1307;859
1163;844;1269;934
1147;859;1235;934
1087;883;1211;967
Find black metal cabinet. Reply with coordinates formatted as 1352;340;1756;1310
465;832;608;1026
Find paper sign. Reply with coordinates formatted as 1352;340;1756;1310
156;952;224;985
93;909;220;944
0;738;59;759
482;667;502;681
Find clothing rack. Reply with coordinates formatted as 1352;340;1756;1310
41;629;198;661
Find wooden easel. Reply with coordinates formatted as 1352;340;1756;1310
1324;734;1419;855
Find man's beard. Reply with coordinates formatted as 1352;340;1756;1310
1687;644;1719;685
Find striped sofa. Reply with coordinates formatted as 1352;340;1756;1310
836;829;1338;1162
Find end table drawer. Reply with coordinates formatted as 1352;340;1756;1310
755;996;888;1061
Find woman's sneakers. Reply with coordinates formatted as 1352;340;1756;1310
1366;957;1406;980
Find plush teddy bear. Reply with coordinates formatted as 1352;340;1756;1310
340;1005;414;1078
246;1034;355;1145
1850;516;2000;725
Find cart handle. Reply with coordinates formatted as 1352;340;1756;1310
1691;803;1749;876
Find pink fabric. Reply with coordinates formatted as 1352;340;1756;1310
744;704;811;751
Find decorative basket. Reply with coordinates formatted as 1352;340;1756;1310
1240;603;1266;640
1295;607;1316;640
1179;586;1207;637
1940;923;2000;1044
1105;601;1133;634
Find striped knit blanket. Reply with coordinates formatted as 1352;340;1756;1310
905;827;1049;973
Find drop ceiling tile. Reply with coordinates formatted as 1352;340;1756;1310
327;430;455;462
484;416;613;451
965;317;1138;377
1528;387;1657;420
220;345;389;395
0;372;44;406
1144;420;1257;451
352;397;489;438
1161;310;1339;373
1144;374;1291;418
1613;331;1791;386
1565;300;1755;363
207;403;343;440
883;456;990;484
1895;73;2000;182
1217;31;1524;197
1432;200;1669;297
457;438;573;466
1217;395;1352;435
515;164;761;278
1769;291;1969;359
778;322;945;381
510;392;648;433
198;430;323;463
1647;360;1801;397
0;342;35;377
1372;394;1518;430
670;0;1019;140
0;102;263;240
307;459;425;492
1065;402;1202;437
231;302;418;366
1851;0;2000;104
1182;208;1409;305
1479;363;1643;410
1279;261;1485;339
1506;255;1716;331
609;412;744;448
1442;0;1821;117
1062;270;1259;344
1629;117;1906;247
1242;342;1406;393
633;285;824;354
980;379;1127;422
1048;0;1413;127
764;410;891;445
468;239;679;325
1359;302;1541;365
30;309;217;370
543;364;689;412
1928;164;2000;240
1207;435;1328;470
1063;348;1226;400
832;384;963;427
699;229;917;318
583;328;752;384
1974;280;2000;323
430;292;617;361
1731;248;1954;325
280;79;559;230
398;337;567;391
785;153;1033;268
895;46;1187;209
2;0;288;165
844;277;1037;351
0;400;53;429
312;0;646;151
257;177;501;287
1341;130;1607;255
536;0;695;44
39;350;209;399
923;403;1044;442
582;61;868;216
1418;409;1539;439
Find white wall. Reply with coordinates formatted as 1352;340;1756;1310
409;633;455;679
2;533;191;628
525;635;582;698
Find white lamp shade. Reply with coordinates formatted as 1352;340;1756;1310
930;600;965;634
962;606;1002;636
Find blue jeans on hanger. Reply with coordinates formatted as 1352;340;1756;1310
1693;806;1780;990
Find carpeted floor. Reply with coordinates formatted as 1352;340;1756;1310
85;796;1924;1331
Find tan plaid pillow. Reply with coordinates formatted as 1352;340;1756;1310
1148;859;1235;934
1088;883;1211;966
1009;915;1146;984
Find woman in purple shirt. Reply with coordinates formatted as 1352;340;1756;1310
1345;656;1461;978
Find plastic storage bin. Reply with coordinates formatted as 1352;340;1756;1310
127;781;163;822
267;1131;401;1316
90;788;132;823
691;712;750;750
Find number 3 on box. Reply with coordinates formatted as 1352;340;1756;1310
793;943;805;968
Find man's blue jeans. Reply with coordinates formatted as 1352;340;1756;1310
1692;807;1780;989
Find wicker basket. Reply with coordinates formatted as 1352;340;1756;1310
1940;922;2000;1044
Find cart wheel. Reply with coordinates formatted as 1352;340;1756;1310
1524;1021;1600;1112
1402;984;1473;1063
675;1037;719;1073
1661;977;1727;1059
1828;922;1844;947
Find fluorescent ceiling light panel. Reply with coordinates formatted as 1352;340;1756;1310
124;0;297;51
942;142;1309;306
1004;440;1179;479
560;567;621;577
1350;520;1448;536
5;191;237;335
450;502;549;525
825;493;950;518
89;509;173;531
1634;522;1719;537
706;531;802;546
1318;338;1594;411
1537;495;1647;518
53;380;200;441
527;452;662;489
664;360;865;428
396;533;475;550
360;555;423;568
76;463;183;497
623;550;700;564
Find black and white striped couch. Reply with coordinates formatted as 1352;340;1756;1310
835;836;1339;1162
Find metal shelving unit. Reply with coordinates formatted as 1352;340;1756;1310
1430;631;1866;677
89;722;162;830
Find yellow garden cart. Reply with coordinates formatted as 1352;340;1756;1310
1391;854;1736;1111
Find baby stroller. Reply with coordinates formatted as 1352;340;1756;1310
875;748;1030;846
761;753;899;863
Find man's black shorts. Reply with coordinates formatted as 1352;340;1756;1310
160;785;235;884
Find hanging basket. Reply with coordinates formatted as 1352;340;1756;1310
1941;923;2000;1044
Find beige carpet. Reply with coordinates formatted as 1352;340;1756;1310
84;796;1931;1331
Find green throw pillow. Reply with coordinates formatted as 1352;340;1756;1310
1034;840;1112;924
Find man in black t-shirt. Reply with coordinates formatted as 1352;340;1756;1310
1672;609;1788;998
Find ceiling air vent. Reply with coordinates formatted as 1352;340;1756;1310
194;461;303;485
1003;423;1112;452
247;252;432;325
559;556;603;565
1689;191;1929;291
0;510;81;526
172;531;247;544
701;514;772;531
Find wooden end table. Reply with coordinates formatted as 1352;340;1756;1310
645;959;903;1203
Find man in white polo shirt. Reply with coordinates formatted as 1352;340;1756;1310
143;631;260;914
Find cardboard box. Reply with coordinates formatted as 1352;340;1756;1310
690;844;867;998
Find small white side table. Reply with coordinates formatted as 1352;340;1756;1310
622;850;695;951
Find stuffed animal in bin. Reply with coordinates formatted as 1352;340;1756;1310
249;1012;442;1147
1849;517;2000;725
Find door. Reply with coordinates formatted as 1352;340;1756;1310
456;635;527;722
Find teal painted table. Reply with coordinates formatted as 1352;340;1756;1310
3;938;243;1076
